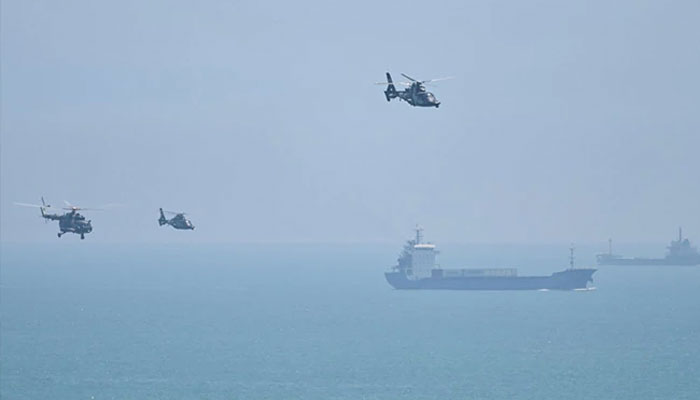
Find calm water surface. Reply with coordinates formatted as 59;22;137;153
1;243;699;399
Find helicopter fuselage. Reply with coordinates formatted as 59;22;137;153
166;215;195;230
382;73;443;108
400;83;440;107
158;208;195;230
44;210;93;239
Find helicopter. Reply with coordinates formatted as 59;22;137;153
15;198;97;239
377;72;452;108
158;208;195;230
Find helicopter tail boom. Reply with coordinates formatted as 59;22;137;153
158;208;168;226
384;72;398;101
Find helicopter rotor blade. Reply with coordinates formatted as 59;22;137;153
61;207;105;211
421;76;454;84
14;202;46;208
401;73;418;82
163;210;188;216
374;81;411;86
59;201;121;211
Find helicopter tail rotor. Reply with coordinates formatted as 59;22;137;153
14;197;53;221
384;72;398;102
41;197;49;221
158;208;168;226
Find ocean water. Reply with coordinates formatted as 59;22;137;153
1;243;699;399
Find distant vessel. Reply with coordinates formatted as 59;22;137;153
596;228;700;266
384;228;596;290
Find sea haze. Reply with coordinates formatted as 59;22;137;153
1;243;698;399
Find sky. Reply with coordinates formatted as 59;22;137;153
1;0;699;244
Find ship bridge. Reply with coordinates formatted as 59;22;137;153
410;243;437;279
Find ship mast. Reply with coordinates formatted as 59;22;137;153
569;244;575;269
608;238;612;255
679;227;683;242
415;225;423;244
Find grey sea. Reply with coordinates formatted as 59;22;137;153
1;243;699;399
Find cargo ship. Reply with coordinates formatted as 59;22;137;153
384;228;596;290
596;228;700;266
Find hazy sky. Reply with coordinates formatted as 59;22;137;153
2;0;699;244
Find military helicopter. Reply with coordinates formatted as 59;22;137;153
158;208;195;230
377;72;453;108
15;198;98;239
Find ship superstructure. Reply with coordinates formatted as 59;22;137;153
597;228;700;266
385;228;596;290
394;227;439;279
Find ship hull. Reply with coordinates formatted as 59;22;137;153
597;257;700;266
385;269;596;291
